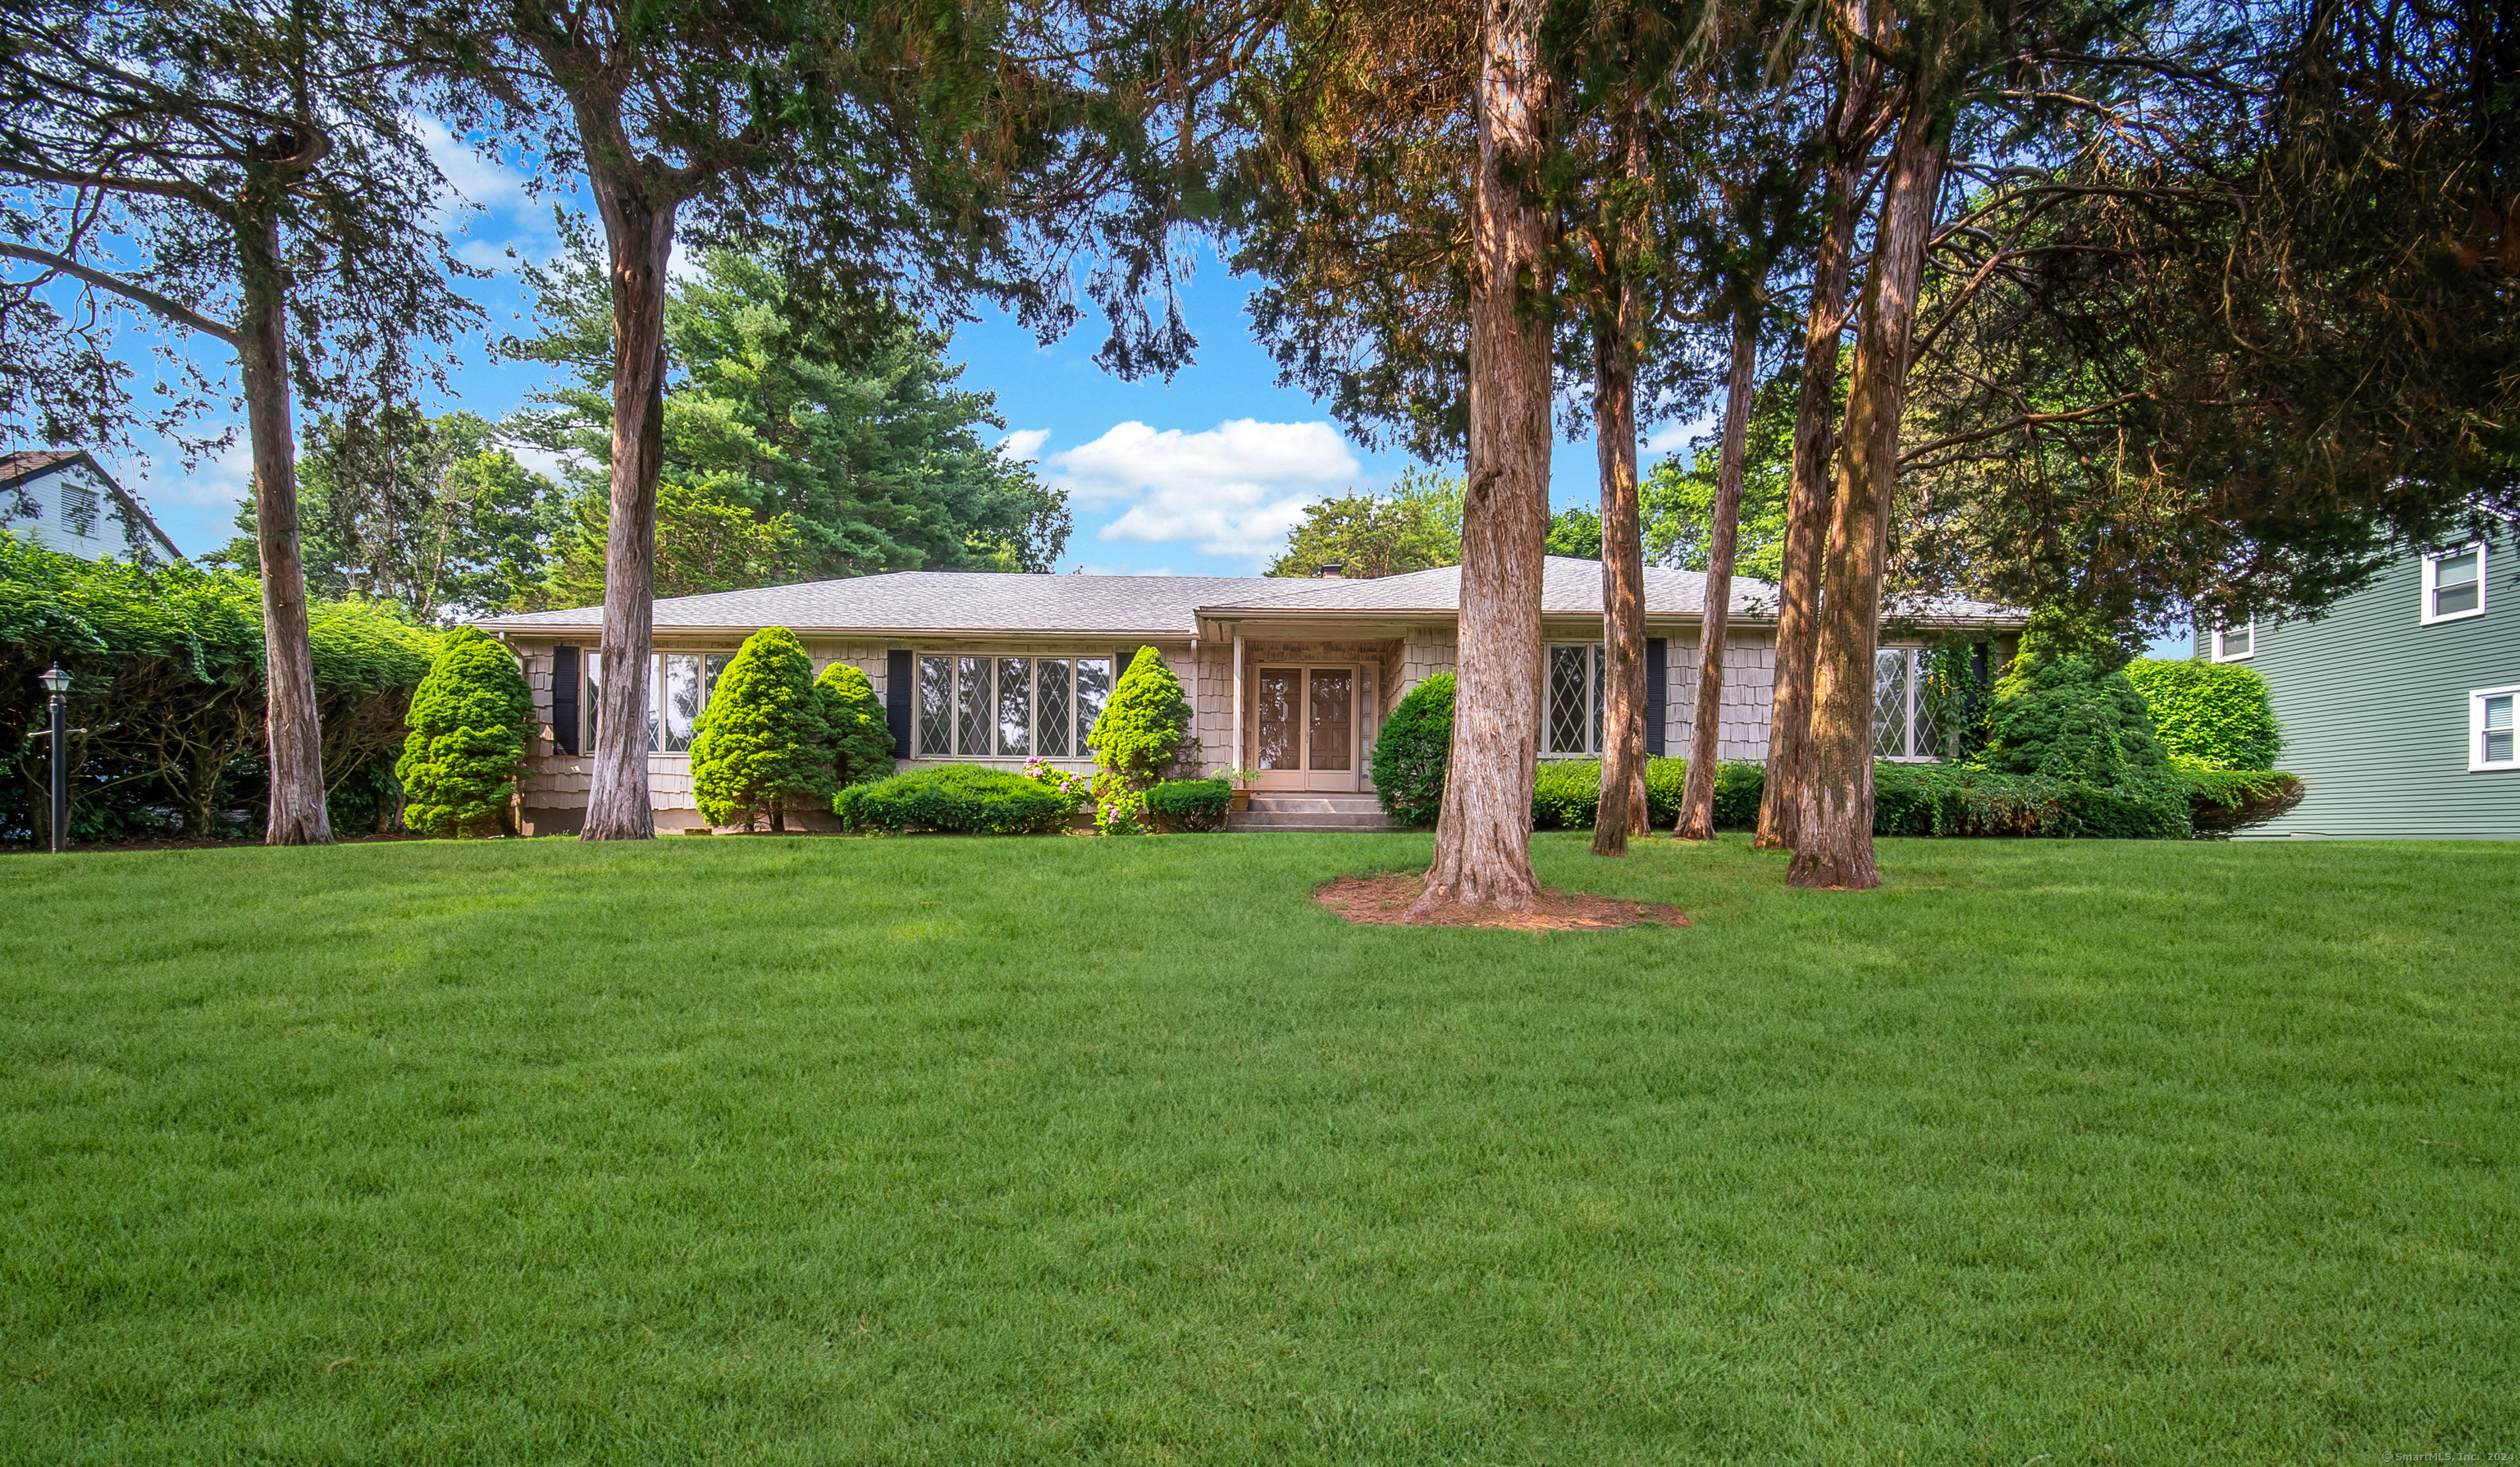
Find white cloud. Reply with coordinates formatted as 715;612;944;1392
141;436;255;510
505;443;578;484
1644;415;1711;457
1043;418;1359;558
998;427;1051;460
414;115;530;226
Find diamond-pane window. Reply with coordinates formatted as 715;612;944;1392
1037;659;1072;756
997;657;1031;756
1548;647;1589;753
918;656;952;756
1075;658;1112;750
1874;649;1911;756
956;656;992;755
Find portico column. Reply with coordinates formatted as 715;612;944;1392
1231;633;1244;775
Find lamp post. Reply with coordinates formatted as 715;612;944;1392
39;665;69;853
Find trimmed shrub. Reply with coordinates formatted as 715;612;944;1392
397;626;532;838
1144;777;1231;833
1530;756;1762;830
1369;672;1454;825
816;660;897;788
834;763;1080;834
1982;609;2170;784
1089;646;1194;788
2178;767;2306;836
1870;762;2188;839
690;627;833;831
2125;659;2282;770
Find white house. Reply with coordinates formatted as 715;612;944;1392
0;450;184;564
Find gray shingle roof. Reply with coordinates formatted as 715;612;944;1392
476;569;1318;637
476;558;2023;637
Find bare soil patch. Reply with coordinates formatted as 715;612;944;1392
1315;872;1688;931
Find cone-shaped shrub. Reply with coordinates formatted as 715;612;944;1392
1981;609;2169;784
397;626;532;837
690;627;832;830
1087;645;1194;789
816;660;897;789
1369;672;1453;826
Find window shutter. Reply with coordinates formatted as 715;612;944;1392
1645;638;1667;756
550;646;580;756
886;649;913;757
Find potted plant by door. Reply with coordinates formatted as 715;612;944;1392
1217;767;1262;813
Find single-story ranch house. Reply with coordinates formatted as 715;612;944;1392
477;556;2025;834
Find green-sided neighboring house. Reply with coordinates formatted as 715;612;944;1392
2201;525;2518;838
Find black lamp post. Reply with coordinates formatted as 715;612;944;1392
39;665;70;853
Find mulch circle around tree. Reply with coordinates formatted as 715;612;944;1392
1315;872;1689;931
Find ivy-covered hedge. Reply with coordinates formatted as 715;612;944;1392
833;764;1080;835
2178;767;2306;836
2;532;433;843
1873;762;2189;839
2125;659;2284;770
1144;777;1231;833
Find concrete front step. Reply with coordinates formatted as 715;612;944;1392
1243;795;1386;814
1227;808;1398;832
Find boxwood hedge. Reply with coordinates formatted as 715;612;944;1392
833;764;1080;835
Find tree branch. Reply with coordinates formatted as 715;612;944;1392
0;243;240;348
1897;393;2147;469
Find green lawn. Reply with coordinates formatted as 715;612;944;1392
3;833;2513;1464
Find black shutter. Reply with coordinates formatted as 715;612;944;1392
1644;638;1667;756
550;646;580;755
886;649;913;757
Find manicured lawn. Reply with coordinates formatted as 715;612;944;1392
3;833;2513;1464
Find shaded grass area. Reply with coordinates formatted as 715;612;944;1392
2;833;2513;1463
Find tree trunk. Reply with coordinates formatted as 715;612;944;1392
1412;0;1553;915
238;207;332;846
1675;304;1760;841
579;167;678;842
1591;316;1648;856
1787;93;1949;892
1756;28;1880;852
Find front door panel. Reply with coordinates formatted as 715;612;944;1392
1251;665;1358;791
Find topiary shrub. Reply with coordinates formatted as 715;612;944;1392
397;626;532;838
1981;608;2170;784
1370;672;1454;825
2125;659;2283;770
816;660;897;789
690;627;832;832
834;763;1080;834
1088;646;1197;834
1144;777;1231;833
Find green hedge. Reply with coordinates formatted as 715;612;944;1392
1530;757;1764;830
2178;767;2306;836
2125;659;2283;770
1368;673;1453;825
833;765;1080;835
1873;762;2191;839
1144;777;1231;833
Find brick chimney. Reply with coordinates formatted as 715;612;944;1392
1316;561;1344;579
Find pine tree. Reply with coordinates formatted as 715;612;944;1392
397;628;532;838
688;628;833;832
816;662;897;790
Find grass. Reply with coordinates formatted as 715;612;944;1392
2;831;2514;1464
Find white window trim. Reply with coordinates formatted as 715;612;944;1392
1876;646;1942;762
2470;683;2520;773
2212;620;2255;661
2421;542;2488;626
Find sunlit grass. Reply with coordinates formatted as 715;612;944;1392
2;832;2513;1463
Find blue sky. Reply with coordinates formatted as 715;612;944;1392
89;121;1693;574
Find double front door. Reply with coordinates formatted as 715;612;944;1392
1253;665;1358;791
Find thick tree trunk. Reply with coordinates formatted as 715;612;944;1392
1759;8;1882;852
238;208;331;846
1787;94;1949;892
1675;304;1760;841
1412;0;1553;915
579;169;678;842
1591;316;1648;857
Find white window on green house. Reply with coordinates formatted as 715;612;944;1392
2472;686;2518;771
917;654;1114;758
1873;647;1942;761
2213;620;2254;660
2423;544;2487;624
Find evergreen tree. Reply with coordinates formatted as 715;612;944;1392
688;628;832;831
815;661;897;790
1087;646;1194;791
397;628;532;838
1980;610;2169;785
